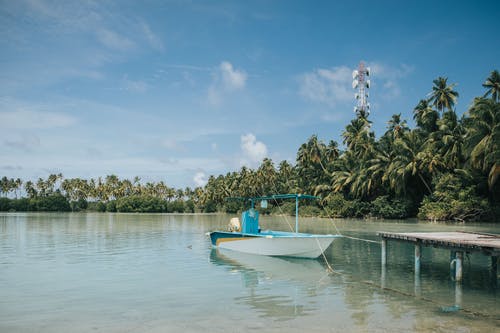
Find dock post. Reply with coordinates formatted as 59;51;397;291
455;251;463;282
414;244;421;276
450;251;456;279
381;239;387;266
381;238;387;289
492;256;498;284
454;281;462;309
414;243;421;297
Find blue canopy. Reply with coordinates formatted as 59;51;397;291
227;193;317;202
226;194;318;233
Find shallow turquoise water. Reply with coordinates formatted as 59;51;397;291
0;212;498;332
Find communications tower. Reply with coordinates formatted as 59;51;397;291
352;62;371;118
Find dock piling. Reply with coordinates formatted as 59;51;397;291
491;256;498;284
414;244;421;276
377;231;500;283
381;239;387;266
455;251;463;282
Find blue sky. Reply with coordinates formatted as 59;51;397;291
1;0;499;188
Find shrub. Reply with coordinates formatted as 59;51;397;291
30;193;71;212
299;205;322;217
202;200;217;213
10;198;30;211
106;200;117;212
70;199;88;212
0;197;11;211
271;202;296;215
418;173;492;222
168;200;185;213
321;194;370;218
115;195;167;213
370;196;410;219
184;200;195;213
86;201;106;212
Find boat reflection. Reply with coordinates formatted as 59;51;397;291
210;248;332;320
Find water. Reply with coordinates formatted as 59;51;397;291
0;212;498;332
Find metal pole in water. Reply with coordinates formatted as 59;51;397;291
295;195;298;233
492;256;498;286
381;239;387;266
415;243;421;276
381;264;386;289
455;281;463;309
450;251;456;279
414;243;421;297
455;251;463;282
492;256;498;276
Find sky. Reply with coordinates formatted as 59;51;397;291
1;0;499;189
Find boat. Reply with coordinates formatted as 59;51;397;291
208;194;341;258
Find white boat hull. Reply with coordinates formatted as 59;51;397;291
211;231;338;258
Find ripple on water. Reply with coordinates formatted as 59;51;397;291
0;212;498;333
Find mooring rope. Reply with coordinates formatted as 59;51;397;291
314;237;334;273
316;199;382;245
231;190;496;319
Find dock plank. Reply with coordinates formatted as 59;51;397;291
377;231;500;255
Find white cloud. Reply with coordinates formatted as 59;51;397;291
193;171;208;187
300;63;414;106
240;133;267;167
123;77;148;93
0;109;76;129
368;62;414;100
207;61;247;105
96;28;135;50
4;134;41;152
140;21;165;51
299;66;352;106
207;85;222;106
161;139;185;152
220;61;247;90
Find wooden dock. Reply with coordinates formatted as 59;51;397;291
377;231;500;281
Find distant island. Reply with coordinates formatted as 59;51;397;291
1;71;499;222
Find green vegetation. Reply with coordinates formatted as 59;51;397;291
1;71;499;221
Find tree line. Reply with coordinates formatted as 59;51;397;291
1;70;499;221
200;70;500;221
0;174;198;213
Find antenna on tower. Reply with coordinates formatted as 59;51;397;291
352;62;371;118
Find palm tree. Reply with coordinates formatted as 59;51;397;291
342;117;375;161
296;136;329;193
277;160;297;194
428;77;459;113
386;131;432;196
434;111;466;170
413;99;439;133
483;70;500;102
331;152;357;195
325;140;340;163
367;148;392;196
24;180;37;198
0;177;9;197
36;177;47;197
256;158;277;195
386;114;409;140
466;97;500;190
